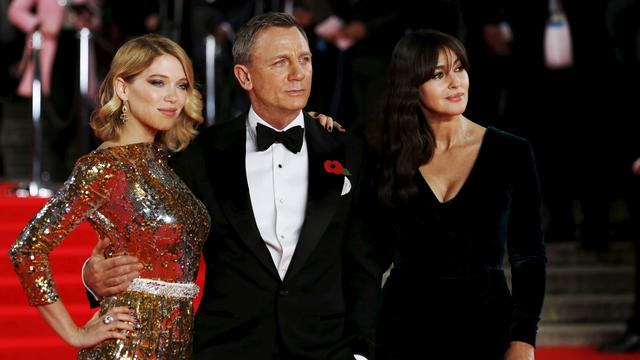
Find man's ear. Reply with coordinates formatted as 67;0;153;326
115;77;128;101
233;64;253;91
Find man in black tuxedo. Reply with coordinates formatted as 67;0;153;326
83;12;380;360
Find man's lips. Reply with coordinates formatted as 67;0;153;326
286;89;306;96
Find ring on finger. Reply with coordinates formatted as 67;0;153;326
103;314;114;325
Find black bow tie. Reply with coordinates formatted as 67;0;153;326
256;123;304;153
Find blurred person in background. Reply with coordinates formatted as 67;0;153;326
598;0;640;352
8;0;101;182
0;0;25;178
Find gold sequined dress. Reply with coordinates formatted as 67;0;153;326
8;142;211;359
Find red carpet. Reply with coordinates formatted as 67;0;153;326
538;347;640;359
1;180;640;359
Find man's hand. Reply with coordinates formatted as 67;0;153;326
504;341;534;360
38;22;58;37
84;236;143;298
483;23;512;56
339;20;367;43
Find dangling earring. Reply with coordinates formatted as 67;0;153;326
120;102;128;123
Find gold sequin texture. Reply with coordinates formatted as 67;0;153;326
8;143;211;359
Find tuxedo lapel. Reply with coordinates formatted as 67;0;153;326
284;114;345;282
206;116;280;279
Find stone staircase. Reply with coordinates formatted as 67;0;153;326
534;241;636;346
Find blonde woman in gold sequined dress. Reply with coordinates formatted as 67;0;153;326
8;34;211;359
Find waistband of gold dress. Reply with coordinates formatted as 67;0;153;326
127;278;199;298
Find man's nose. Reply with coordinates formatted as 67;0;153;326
289;61;306;81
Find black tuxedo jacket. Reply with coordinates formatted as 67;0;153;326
170;113;380;359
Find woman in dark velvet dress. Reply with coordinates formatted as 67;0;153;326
369;30;546;359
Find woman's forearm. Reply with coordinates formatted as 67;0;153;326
37;301;82;347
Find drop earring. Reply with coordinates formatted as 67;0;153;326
120;102;128;123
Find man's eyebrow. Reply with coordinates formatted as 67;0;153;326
267;50;313;59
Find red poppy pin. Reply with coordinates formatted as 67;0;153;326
324;160;351;176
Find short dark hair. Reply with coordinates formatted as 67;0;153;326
232;12;308;65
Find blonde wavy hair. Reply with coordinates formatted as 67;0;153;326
90;34;203;152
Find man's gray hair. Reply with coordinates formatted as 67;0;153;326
232;12;308;65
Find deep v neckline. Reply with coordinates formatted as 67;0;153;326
420;127;492;206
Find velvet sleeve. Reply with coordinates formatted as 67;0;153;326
506;139;547;346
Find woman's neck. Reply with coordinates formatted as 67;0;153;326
111;120;157;146
428;115;470;151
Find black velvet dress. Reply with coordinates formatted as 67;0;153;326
375;127;547;359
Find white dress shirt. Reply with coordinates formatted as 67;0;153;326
246;107;308;280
